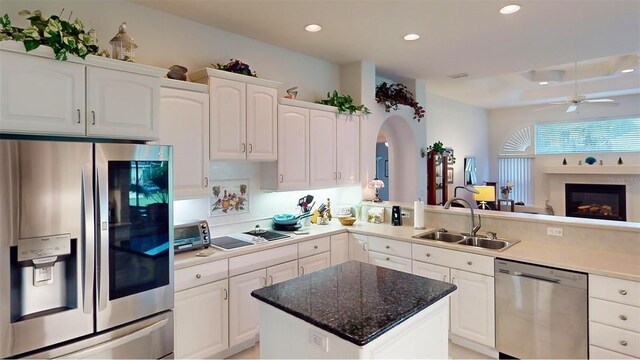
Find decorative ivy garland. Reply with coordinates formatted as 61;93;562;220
375;81;425;121
317;90;371;115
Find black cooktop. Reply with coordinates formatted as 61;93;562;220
242;230;290;241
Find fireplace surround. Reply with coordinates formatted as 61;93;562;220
565;183;626;221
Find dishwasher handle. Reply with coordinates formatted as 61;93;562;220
512;271;561;284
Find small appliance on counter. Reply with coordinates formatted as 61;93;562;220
174;220;210;253
392;205;403;226
209;225;291;251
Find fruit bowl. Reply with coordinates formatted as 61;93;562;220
338;216;357;226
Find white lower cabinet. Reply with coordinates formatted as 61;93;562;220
228;260;299;348
412;260;450;282
299;252;331;275
330;233;349;265
175;279;228;358
368;252;412;273
349;233;369;263
450;268;495;348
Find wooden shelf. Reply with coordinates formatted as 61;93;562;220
543;165;640;175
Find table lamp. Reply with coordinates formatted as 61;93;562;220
473;185;495;210
368;178;385;202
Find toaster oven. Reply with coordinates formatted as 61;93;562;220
174;220;210;253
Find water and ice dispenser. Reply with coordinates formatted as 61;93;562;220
10;234;77;322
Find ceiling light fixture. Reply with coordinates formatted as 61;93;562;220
403;33;420;41
538;81;549;85
621;68;635;73
500;4;521;14
305;24;322;32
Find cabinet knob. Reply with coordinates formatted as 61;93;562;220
620;289;628;295
385;245;390;249
467;261;473;266
269;275;274;285
242;143;246;153
91;110;96;125
249;143;253;153
620;340;628;347
300;267;305;275
77;109;81;124
204;177;209;188
338;172;342;180
279;174;284;183
619;314;628;321
314;245;318;249
223;288;228;300
426;253;431;257
195;274;201;279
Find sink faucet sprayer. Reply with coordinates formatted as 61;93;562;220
443;197;481;236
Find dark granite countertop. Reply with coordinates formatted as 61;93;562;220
251;260;457;346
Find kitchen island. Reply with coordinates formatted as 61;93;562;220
251;260;457;359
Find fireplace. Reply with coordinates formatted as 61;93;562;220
565;183;626;221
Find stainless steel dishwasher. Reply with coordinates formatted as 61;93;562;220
495;259;588;359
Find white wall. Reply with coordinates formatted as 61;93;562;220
425;92;490;199
488;94;640;221
1;0;340;102
2;0;365;233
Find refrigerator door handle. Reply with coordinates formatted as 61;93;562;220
55;318;169;359
82;163;95;315
97;163;109;311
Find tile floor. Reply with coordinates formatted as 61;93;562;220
229;341;491;359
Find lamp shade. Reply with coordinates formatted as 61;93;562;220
368;178;385;190
473;186;495;202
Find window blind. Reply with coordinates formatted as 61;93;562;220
498;157;533;204
535;117;640;154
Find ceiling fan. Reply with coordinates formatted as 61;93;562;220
535;62;619;113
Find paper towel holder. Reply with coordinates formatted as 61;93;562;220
414;198;426;230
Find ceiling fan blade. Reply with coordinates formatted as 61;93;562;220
549;101;570;105
582;101;619;106
566;105;578;113
585;98;615;103
534;104;564;111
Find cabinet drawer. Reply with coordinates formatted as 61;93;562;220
368;236;411;258
590;298;640;332
298;236;330;258
590;345;637;359
412;244;494;276
590;322;640;358
590;275;640;307
229;244;297;277
368;252;412;273
175;259;228;292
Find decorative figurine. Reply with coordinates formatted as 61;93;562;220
618;157;624;165
110;22;137;61
284;86;299;99
585;156;597;165
562;158;567;165
167;65;188;81
578;160;583;165
599;160;604;165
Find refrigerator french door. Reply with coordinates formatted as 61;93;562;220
0;140;173;358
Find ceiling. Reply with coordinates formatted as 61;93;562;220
134;0;640;109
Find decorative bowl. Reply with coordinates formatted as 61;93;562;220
338;216;357;226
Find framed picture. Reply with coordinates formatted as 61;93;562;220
446;148;455;164
447;167;454;183
210;179;250;216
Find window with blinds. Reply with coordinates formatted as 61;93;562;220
498;157;533;204
535;117;640;154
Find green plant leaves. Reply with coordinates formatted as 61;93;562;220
317;90;371;115
0;14;11;28
23;39;40;52
375;81;425;121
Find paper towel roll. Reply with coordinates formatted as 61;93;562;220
414;200;425;229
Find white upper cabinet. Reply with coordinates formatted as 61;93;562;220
246;84;277;160
309;109;337;187
191;68;280;161
209;77;246;160
336;114;360;185
0;51;86;136
0;43;164;140
157;84;210;199
86;67;159;140
276;105;310;190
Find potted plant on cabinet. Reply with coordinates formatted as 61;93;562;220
375;81;425;121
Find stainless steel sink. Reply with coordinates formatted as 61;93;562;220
412;229;520;251
412;231;466;242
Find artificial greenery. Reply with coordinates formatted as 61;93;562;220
317;90;371;115
0;10;99;61
213;59;257;77
375;81;425;121
426;141;456;164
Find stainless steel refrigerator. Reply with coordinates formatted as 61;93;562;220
0;140;174;358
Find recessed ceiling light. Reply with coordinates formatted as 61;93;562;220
621;68;635;73
538;81;549;85
500;4;521;14
403;33;420;41
305;24;322;32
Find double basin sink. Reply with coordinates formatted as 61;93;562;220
412;229;520;251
